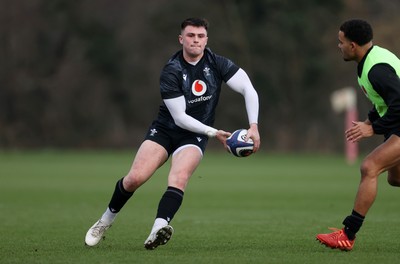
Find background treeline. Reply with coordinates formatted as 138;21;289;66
1;0;400;152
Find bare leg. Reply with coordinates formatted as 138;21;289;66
168;145;203;191
123;140;169;191
354;135;400;216
144;145;203;250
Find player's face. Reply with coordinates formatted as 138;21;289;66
179;25;208;62
338;31;356;62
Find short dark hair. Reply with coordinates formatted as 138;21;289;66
339;19;373;46
181;18;209;31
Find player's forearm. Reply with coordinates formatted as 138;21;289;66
174;114;218;137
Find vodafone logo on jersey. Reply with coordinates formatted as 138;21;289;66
188;80;213;104
191;80;207;96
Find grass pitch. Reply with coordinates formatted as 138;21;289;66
0;150;399;263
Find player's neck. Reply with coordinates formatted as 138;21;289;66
356;42;373;63
183;52;204;65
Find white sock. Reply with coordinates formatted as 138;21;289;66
151;218;168;233
101;208;117;225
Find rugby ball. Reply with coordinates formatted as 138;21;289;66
226;129;254;157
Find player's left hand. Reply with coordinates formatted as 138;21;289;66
247;123;260;153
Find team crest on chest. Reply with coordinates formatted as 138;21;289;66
203;67;211;76
191;80;207;96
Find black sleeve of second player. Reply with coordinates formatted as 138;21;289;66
368;63;400;134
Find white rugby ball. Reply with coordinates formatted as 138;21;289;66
226;129;254;157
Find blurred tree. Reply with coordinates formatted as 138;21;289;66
1;0;399;153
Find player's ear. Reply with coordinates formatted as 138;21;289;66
178;35;183;44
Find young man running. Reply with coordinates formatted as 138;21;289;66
317;19;400;251
84;17;260;250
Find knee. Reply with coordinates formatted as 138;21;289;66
168;173;190;191
360;159;379;179
122;174;143;192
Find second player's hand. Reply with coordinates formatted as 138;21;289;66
345;121;374;142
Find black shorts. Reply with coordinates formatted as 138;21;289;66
384;131;400;141
144;120;209;156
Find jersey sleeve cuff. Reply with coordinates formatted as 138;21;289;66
205;128;218;137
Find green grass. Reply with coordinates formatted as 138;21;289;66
1;150;399;263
